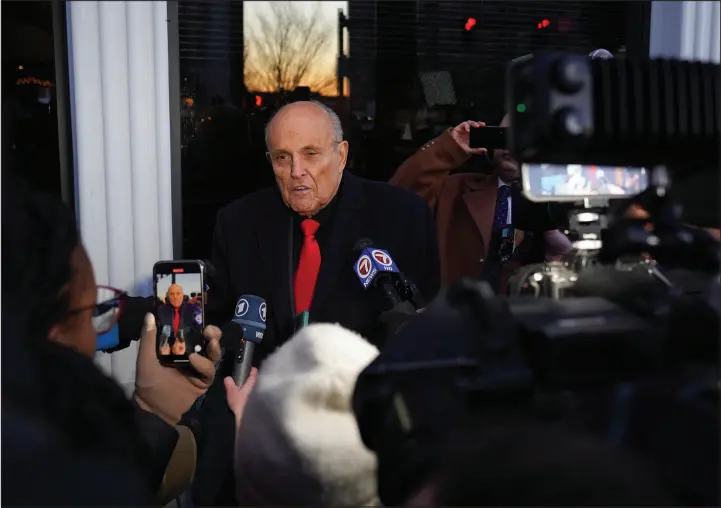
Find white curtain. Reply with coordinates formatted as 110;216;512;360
67;1;174;395
650;1;721;63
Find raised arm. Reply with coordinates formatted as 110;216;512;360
390;121;486;209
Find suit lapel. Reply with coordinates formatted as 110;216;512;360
256;192;294;333
310;173;365;316
462;177;498;257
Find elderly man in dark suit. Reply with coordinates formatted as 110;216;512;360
175;100;440;506
156;283;202;355
207;100;440;359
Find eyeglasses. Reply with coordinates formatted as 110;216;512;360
67;285;127;334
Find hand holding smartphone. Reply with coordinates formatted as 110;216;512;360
153;260;207;367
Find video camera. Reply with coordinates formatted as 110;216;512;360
353;52;720;506
507;51;719;299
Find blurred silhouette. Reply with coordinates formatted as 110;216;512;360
182;101;273;258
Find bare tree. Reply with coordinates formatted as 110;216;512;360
244;2;338;96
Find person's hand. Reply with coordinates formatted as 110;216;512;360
223;368;259;430
450;120;488;155
134;313;222;425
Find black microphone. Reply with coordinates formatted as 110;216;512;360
230;295;267;386
353;238;403;306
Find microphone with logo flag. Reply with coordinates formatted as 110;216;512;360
353;239;428;337
353;239;403;306
231;294;267;386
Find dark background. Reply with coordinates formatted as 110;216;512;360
176;0;650;259
2;1;68;200
2;0;652;258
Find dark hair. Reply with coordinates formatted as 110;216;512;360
1;178;152;493
2;176;79;340
429;419;674;506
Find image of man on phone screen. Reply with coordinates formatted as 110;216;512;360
157;283;202;355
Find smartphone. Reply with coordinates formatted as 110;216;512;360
153;260;206;366
469;126;507;150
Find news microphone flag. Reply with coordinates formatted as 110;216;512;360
232;295;267;344
232;294;267;386
354;247;399;289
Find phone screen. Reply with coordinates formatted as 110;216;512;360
469;126;507;150
153;261;205;366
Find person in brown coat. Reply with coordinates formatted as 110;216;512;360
390;115;572;291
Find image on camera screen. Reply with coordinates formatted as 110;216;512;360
523;164;648;200
155;272;204;359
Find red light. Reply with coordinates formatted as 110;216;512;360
172;268;185;273
465;17;477;31
537;18;551;29
255;95;263;107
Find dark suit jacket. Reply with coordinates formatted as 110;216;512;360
189;172;440;506
206;171;440;362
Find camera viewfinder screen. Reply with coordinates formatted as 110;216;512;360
523;164;648;201
154;270;204;362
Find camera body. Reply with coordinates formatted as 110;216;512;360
353;52;720;506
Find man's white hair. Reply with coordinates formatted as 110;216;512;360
264;100;344;149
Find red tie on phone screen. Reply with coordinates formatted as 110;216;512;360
173;308;180;336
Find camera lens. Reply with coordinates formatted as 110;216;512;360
554;57;585;94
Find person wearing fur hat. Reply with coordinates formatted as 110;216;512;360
225;323;380;506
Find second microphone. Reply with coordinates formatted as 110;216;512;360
231;294;267;386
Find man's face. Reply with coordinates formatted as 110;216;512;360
266;102;348;217
168;284;184;309
492;114;520;183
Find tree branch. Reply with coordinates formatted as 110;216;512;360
244;1;338;95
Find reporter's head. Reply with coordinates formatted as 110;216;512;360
234;323;380;506
2;178;99;356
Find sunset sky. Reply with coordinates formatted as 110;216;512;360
244;1;348;95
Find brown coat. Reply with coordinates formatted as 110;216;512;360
390;131;524;288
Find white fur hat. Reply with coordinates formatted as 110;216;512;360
234;323;380;506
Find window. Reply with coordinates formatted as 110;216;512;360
172;0;648;259
3;1;72;203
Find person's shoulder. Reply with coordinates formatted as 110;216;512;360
217;186;280;223
356;175;429;211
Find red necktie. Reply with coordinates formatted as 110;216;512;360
173;308;180;336
294;219;321;314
